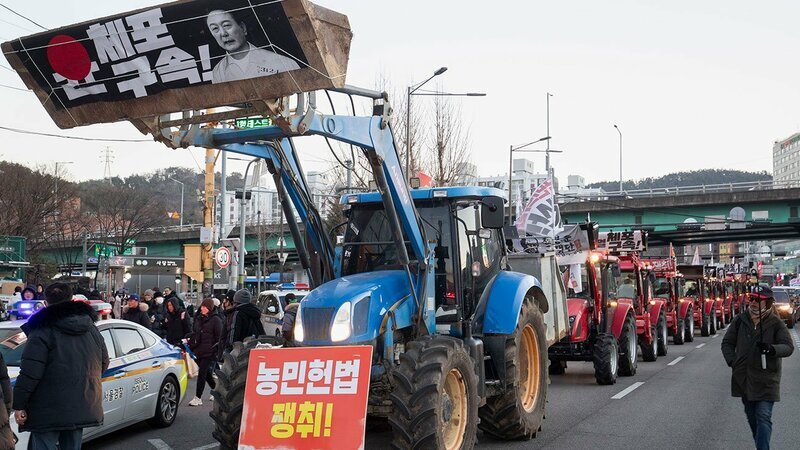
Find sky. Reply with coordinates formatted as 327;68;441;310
1;0;798;186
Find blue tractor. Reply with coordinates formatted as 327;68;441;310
186;88;558;449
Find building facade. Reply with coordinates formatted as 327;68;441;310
773;132;800;184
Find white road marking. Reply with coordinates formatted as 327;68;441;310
149;439;173;450
711;333;719;339
667;356;685;366
696;343;706;348
611;382;644;399
191;444;220;450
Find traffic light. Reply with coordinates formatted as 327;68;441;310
234;189;252;200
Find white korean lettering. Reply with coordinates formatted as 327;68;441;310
306;359;333;395
112;55;157;98
281;361;307;395
155;47;201;84
255;361;280;395
52;62;108;100
126;8;174;54
333;359;359;394
87;19;135;64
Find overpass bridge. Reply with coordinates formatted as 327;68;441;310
559;185;800;246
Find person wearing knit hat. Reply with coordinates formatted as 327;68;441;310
224;289;264;353
187;298;222;406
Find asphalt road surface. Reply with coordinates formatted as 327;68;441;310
85;327;800;449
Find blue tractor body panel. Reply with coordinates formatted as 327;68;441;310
342;186;506;205
474;271;542;335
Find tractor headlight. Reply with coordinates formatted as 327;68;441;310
294;304;304;342
778;304;791;311
330;301;352;342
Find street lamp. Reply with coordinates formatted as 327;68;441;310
168;177;185;228
614;124;622;193
239;158;260;288
508;137;552;225
406;67;448;177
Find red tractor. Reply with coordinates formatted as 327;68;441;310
678;264;717;336
725;272;750;319
705;266;730;331
549;248;639;385
643;257;693;345
617;254;668;361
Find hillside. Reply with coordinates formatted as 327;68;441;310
586;169;772;192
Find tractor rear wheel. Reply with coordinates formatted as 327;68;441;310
210;336;282;450
617;314;637;377
592;333;618;385
701;313;711;337
673;315;685;345
656;314;668;356
641;326;658;362
389;335;478;450
685;309;695;342
478;299;547;440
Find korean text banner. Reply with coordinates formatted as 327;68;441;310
1;0;352;129
240;345;372;450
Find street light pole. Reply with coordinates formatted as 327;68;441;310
168;177;185;228
54;161;73;198
405;67;448;178
545;92;553;176
508;136;551;225
614;124;623;192
239;158;259;289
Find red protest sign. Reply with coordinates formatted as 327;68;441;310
240;346;373;450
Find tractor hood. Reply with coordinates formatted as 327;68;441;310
297;270;411;345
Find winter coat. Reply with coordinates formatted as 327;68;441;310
13;301;109;432
219;308;236;357
0;353;15;450
721;310;795;402
282;303;299;341
163;298;192;346
148;301;166;338
19;286;36;302
164;291;183;309
122;302;151;329
189;312;223;359
228;303;265;346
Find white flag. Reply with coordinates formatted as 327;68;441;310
691;247;701;265
515;179;563;238
568;263;583;294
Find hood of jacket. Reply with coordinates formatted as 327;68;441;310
235;302;261;321
165;297;183;316
122;302;149;314
23;301;96;335
20;286;37;301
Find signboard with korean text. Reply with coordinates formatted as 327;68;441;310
240;346;372;450
511;224;591;265
641;258;676;274
597;230;646;253
2;0;352;129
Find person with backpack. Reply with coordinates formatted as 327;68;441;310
721;285;794;450
226;289;265;349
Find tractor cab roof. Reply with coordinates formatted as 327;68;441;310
341;186;505;205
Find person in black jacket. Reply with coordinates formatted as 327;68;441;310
121;295;150;329
226;289;265;349
13;282;109;450
0;352;14;450
722;286;794;450
187;298;222;406
163;297;192;346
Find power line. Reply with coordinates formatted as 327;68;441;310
0;125;151;142
0;83;28;92
0;3;47;30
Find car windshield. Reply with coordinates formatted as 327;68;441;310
772;290;790;303
0;327;27;366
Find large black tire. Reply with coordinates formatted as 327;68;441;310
656;313;668;357
148;375;179;428
701;312;711;337
685;309;695;343
478;299;547;440
641;326;658;362
210;336;282;450
709;310;717;335
673;315;685;345
548;358;566;375
592;333;618;385
617;314;637;377
389;335;479;449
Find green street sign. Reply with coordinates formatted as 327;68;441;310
234;117;272;129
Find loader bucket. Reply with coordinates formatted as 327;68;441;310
1;0;351;129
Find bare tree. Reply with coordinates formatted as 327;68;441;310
375;72;425;176
424;94;472;186
43;199;90;270
83;184;167;255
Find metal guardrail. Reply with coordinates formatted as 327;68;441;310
564;179;799;201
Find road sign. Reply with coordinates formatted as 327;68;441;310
215;247;232;269
239;346;372;449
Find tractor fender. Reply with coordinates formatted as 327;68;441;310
566;298;591;341
607;301;635;339
677;299;692;319
649;300;665;323
473;271;544;335
703;299;715;316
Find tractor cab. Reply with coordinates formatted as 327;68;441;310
678;264;718;336
642;257;693;345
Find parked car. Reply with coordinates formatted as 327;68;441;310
257;289;307;337
2;319;188;448
73;294;113;320
772;287;796;328
7;298;45;321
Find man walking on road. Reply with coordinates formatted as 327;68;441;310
721;285;794;450
13;283;109;450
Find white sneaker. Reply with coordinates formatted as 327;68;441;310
208;395;214;402
188;396;202;406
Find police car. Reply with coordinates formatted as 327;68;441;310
257;285;308;337
1;319;187;447
7;299;45;321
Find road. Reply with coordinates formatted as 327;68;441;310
85;327;800;449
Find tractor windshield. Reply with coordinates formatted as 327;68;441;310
654;277;671;299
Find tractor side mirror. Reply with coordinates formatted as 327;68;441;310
480;196;505;229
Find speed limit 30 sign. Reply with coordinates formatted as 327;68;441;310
215;247;232;268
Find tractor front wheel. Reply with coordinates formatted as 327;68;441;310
389;335;478;450
709;310;717;335
592;333;618;385
617;314;637;376
478;299;547;440
701;312;711;337
673;315;685;345
656;314;668;356
685;309;695;343
641;326;658;362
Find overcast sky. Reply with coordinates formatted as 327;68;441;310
1;0;797;185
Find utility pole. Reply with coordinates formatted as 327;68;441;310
54;161;73;198
203;148;215;296
545;92;553;177
345;159;352;194
221;151;227;238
